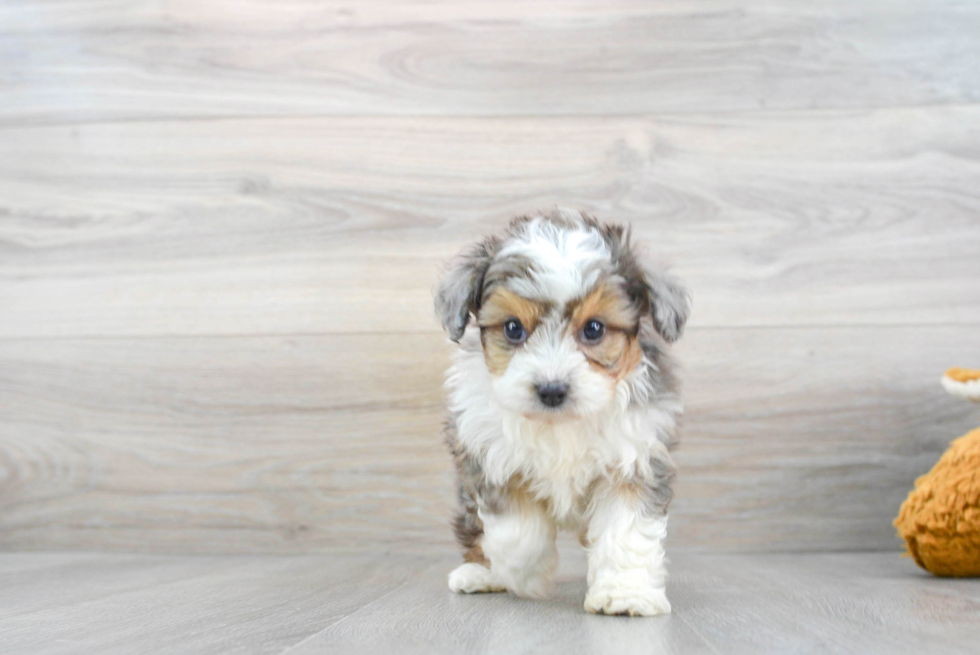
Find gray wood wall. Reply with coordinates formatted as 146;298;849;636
1;0;978;555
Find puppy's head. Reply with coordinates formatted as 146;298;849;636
436;209;689;420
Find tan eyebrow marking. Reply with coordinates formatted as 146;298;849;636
478;287;547;331
567;282;640;335
567;283;644;380
477;288;548;375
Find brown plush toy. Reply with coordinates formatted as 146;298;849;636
894;368;980;577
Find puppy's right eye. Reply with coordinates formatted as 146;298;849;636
503;319;527;344
582;319;605;343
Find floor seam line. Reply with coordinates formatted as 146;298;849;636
1;99;980;130
275;567;429;655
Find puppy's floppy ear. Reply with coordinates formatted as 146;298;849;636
603;222;691;344
643;266;691;343
434;237;498;342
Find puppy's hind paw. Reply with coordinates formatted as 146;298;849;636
584;583;671;617
448;563;507;594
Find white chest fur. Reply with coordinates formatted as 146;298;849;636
447;332;679;525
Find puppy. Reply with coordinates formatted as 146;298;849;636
434;208;690;616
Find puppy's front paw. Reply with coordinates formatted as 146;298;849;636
448;563;507;594
584;581;671;617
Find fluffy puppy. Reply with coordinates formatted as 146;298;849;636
434;208;690;617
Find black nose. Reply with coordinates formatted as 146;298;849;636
535;382;569;408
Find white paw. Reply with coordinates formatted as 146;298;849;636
584;581;671;617
448;563;506;594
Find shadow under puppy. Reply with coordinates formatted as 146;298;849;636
435;208;690;616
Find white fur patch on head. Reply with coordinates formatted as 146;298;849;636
498;214;610;304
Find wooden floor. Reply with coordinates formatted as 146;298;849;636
2;549;979;655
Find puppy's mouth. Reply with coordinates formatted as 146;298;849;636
523;406;580;423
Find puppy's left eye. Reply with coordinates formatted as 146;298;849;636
503;319;527;344
582;319;605;342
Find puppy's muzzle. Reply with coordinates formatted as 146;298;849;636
535;382;569;408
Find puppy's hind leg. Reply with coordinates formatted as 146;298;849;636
446;425;508;594
448;505;507;594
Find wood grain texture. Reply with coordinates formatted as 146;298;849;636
0;551;425;654
0;327;974;554
2;0;980;559
1;0;978;124
2;107;979;338
292;549;980;655
2;550;978;655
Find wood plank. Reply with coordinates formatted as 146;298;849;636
671;552;980;654
0;553;247;618
285;545;716;655
1;0;978;123
2;551;977;655
0;334;452;554
0;326;974;554
2;107;979;338
6;551;972;655
0;552;426;655
291;551;980;655
670;325;980;552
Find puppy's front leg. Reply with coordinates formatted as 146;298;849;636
479;498;558;599
583;486;671;616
